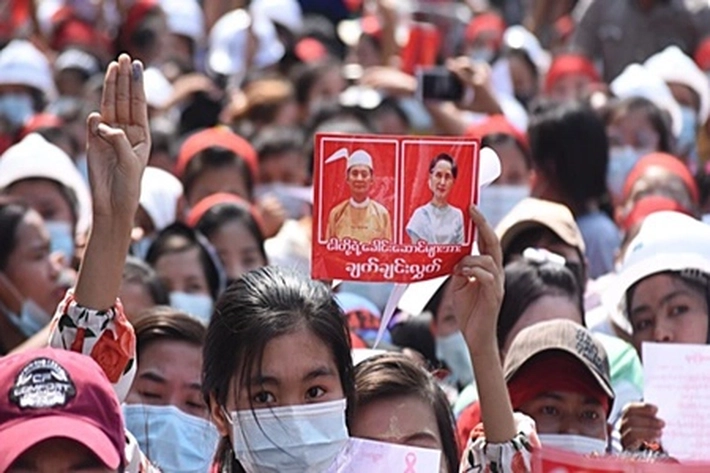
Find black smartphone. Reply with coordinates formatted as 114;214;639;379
416;67;464;101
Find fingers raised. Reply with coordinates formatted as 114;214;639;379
101;62;118;124
130;60;148;127
116;54;132;124
470;205;503;268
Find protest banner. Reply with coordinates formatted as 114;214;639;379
312;133;479;283
643;342;710;462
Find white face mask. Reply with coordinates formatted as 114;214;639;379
169;292;213;324
123;404;220;473
227;398;349;473
436;330;474;387
478;184;529;227
538;433;608;455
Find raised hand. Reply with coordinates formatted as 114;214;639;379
86;54;150;222
620;402;665;451
450;205;505;354
75;53;149;311
450;205;514;444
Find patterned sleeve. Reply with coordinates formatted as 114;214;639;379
48;290;137;402
459;413;540;473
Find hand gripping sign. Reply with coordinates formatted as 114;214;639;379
312;133;480;283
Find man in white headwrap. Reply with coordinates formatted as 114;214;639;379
326;150;392;243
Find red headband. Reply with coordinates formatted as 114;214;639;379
544;54;599;93
185;192;264;234
622;152;699;205
507;351;611;416
120;0;160;47
465;13;505;47
465;114;529;154
175;127;258;182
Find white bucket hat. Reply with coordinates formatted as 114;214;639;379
603;211;710;334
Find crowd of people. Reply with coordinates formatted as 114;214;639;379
2;0;710;471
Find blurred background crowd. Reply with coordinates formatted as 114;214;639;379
3;0;710;470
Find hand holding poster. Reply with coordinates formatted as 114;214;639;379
312;133;480;283
643;342;710;461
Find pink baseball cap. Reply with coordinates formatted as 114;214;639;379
0;348;125;470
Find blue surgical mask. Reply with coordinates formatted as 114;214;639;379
131;236;154;260
0;93;34;129
75;153;89;183
227;398;349;473
478;184;529;227
169;292;213;324
469;47;495;64
677;105;699;160
0;273;52;337
45;220;75;262
123;404;220;473
436;330;474;387
607;146;647;198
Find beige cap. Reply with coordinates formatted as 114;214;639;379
503;319;614;402
495;198;585;256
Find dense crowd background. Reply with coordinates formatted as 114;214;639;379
2;0;710;472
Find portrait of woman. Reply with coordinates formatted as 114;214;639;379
406;154;465;244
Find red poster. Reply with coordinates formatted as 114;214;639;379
312;133;480;283
533;448;710;473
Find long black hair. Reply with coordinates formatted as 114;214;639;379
498;257;584;351
202;266;354;471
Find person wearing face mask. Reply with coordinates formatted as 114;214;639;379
203;266;354;472
146;222;227;324
125;309;220;473
602;212;710;454
603;97;674;205
398;275;475;391
645;46;710;168
45;53;160;472
188;192;268;283
456;250;615;469
467;115;532;226
0;198;63;353
528;100;619;279
252;126;311;221
543;53;600;103
0;40;55;153
462;12;506;65
456;251;644;453
0;133;92;266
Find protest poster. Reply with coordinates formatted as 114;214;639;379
643;342;710;461
312;133;480;283
533;447;710;472
327;437;441;472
